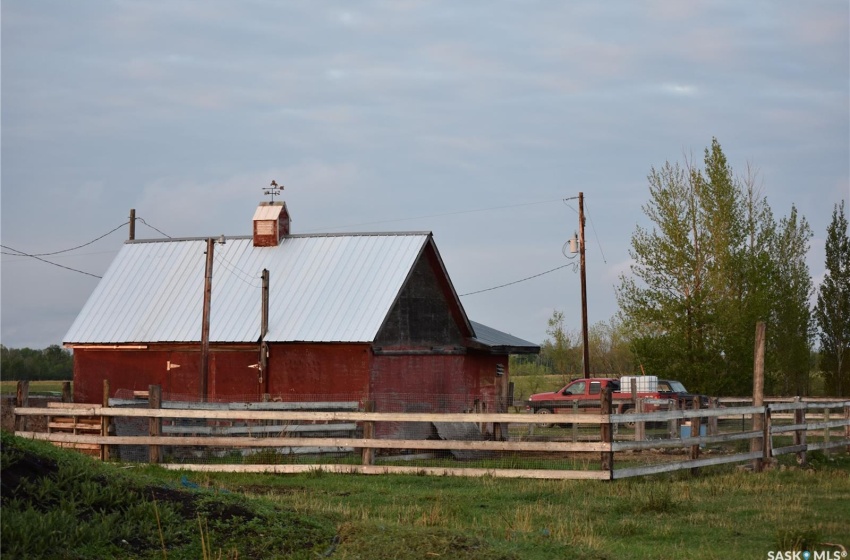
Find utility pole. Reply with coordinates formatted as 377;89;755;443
259;269;270;395
579;192;590;379
199;238;215;401
129;209;136;241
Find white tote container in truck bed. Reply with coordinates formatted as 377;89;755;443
619;375;658;393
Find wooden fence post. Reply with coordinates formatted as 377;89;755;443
762;404;772;469
668;398;679;439
707;398;718;436
15;380;29;433
101;380;111;461
689;397;701;476
845;403;850;454
571;400;579;443
634;398;645;442
793;396;807;466
62;382;72;403
149;384;162;464
361;401;374;466
823;406;830;457
751;321;766;472
600;387;613;477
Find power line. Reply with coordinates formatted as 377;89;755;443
459;263;575;297
0;245;102;278
0;221;129;257
306;198;565;233
583;201;608;264
136;217;172;238
214;254;262;288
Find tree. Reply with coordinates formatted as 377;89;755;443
617;139;813;396
815;201;850;396
616;153;714;391
540;311;581;378
768;206;814;395
0;345;73;381
587;317;634;375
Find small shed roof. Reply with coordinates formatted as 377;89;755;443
469;321;539;354
252;203;286;221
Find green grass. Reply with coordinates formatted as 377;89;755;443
0;380;70;395
1;432;336;559
4;432;849;559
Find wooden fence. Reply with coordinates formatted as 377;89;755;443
13;391;850;481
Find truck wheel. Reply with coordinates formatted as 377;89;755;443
535;408;554;429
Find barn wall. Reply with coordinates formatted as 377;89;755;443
266;343;372;400
369;351;505;438
73;348;200;403
375;248;464;348
209;350;264;400
74;343;506;417
74;346;262;403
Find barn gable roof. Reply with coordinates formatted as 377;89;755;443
64;232;526;347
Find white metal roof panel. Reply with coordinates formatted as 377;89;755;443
64;233;430;344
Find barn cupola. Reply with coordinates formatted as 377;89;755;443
253;180;291;247
253;201;290;247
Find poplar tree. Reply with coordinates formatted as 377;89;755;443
618;138;813;395
770;206;814;394
815;201;850;396
617;158;710;390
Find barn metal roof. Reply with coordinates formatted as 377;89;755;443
64;233;435;344
65;231;540;354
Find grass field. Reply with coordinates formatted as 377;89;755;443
0;380;69;395
2;431;848;559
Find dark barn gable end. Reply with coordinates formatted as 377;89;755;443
64;202;539;416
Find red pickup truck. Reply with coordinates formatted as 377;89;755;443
525;377;708;422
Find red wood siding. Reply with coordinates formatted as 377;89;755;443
73;349;202;403
266;343;372;400
72;344;502;412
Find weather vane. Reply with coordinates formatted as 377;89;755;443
263;180;284;202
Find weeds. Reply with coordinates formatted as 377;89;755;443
3;431;850;560
777;526;822;551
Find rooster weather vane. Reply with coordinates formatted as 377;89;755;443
263;180;284;202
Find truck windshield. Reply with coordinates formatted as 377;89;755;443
662;381;688;393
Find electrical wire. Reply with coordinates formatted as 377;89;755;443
136;217;172;238
306;198;565;233
214;254;262;288
0;221;129;257
459;263;576;297
583;202;608;264
0;245;102;278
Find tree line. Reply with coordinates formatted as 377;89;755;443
515;139;849;397
0;345;73;381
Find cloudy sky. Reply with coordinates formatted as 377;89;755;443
2;1;848;350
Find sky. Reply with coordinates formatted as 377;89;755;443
1;1;848;350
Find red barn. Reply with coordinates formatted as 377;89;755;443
64;202;539;414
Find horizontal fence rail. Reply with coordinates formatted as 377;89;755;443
12;392;850;481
